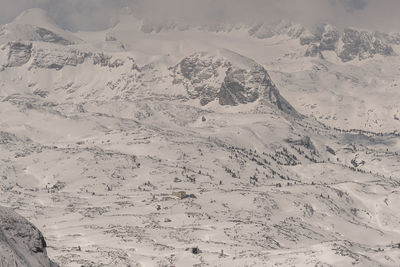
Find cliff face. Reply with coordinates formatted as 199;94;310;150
0;206;58;267
173;51;301;117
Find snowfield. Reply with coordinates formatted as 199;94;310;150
1;8;400;267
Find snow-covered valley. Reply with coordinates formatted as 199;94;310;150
1;8;400;267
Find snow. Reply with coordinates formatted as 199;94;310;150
0;7;400;267
0;8;81;45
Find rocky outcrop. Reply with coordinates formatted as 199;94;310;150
1;43;126;70
338;28;395;62
300;24;340;57
301;24;396;62
264;75;301;118
386;32;400;45
32;48;126;70
305;43;323;58
249;21;305;39
316;24;340;51
173;52;301;117
218;66;261;105
0;206;58;267
33;26;74;45
92;53;125;68
1;24;77;46
174;52;230;105
374;32;400;45
32;47;91;70
4;42;33;67
140;18;305;40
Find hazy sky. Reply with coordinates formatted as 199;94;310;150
0;0;399;32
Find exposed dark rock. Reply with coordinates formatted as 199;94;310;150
287;136;316;151
34;27;73;45
93;53;125;68
5;42;32;67
300;34;315;46
305;43;323;58
385;32;400;45
176;52;229;105
30;48;125;70
174;52;301;117
326;146;336;155
339;28;395;62
302;24;340;53
0;206;58;267
300;136;316;151
265;78;301;118
318;26;340;51
32;47;91;70
219;67;259;106
301;24;396;62
105;34;117;42
248;21;305;39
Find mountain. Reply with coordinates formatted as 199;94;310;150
172;50;300;117
1;8;400;267
0;8;81;45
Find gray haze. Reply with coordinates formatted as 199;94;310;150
0;0;399;32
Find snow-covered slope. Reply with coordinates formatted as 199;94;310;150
1;8;400;267
0;8;81;45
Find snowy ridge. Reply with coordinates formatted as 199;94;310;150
117;11;399;63
0;9;81;45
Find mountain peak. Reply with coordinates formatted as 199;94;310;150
2;8;81;45
12;8;58;30
109;7;142;31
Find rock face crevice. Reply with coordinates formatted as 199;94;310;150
5;42;33;67
0;206;58;267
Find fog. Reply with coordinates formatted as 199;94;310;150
0;0;399;32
